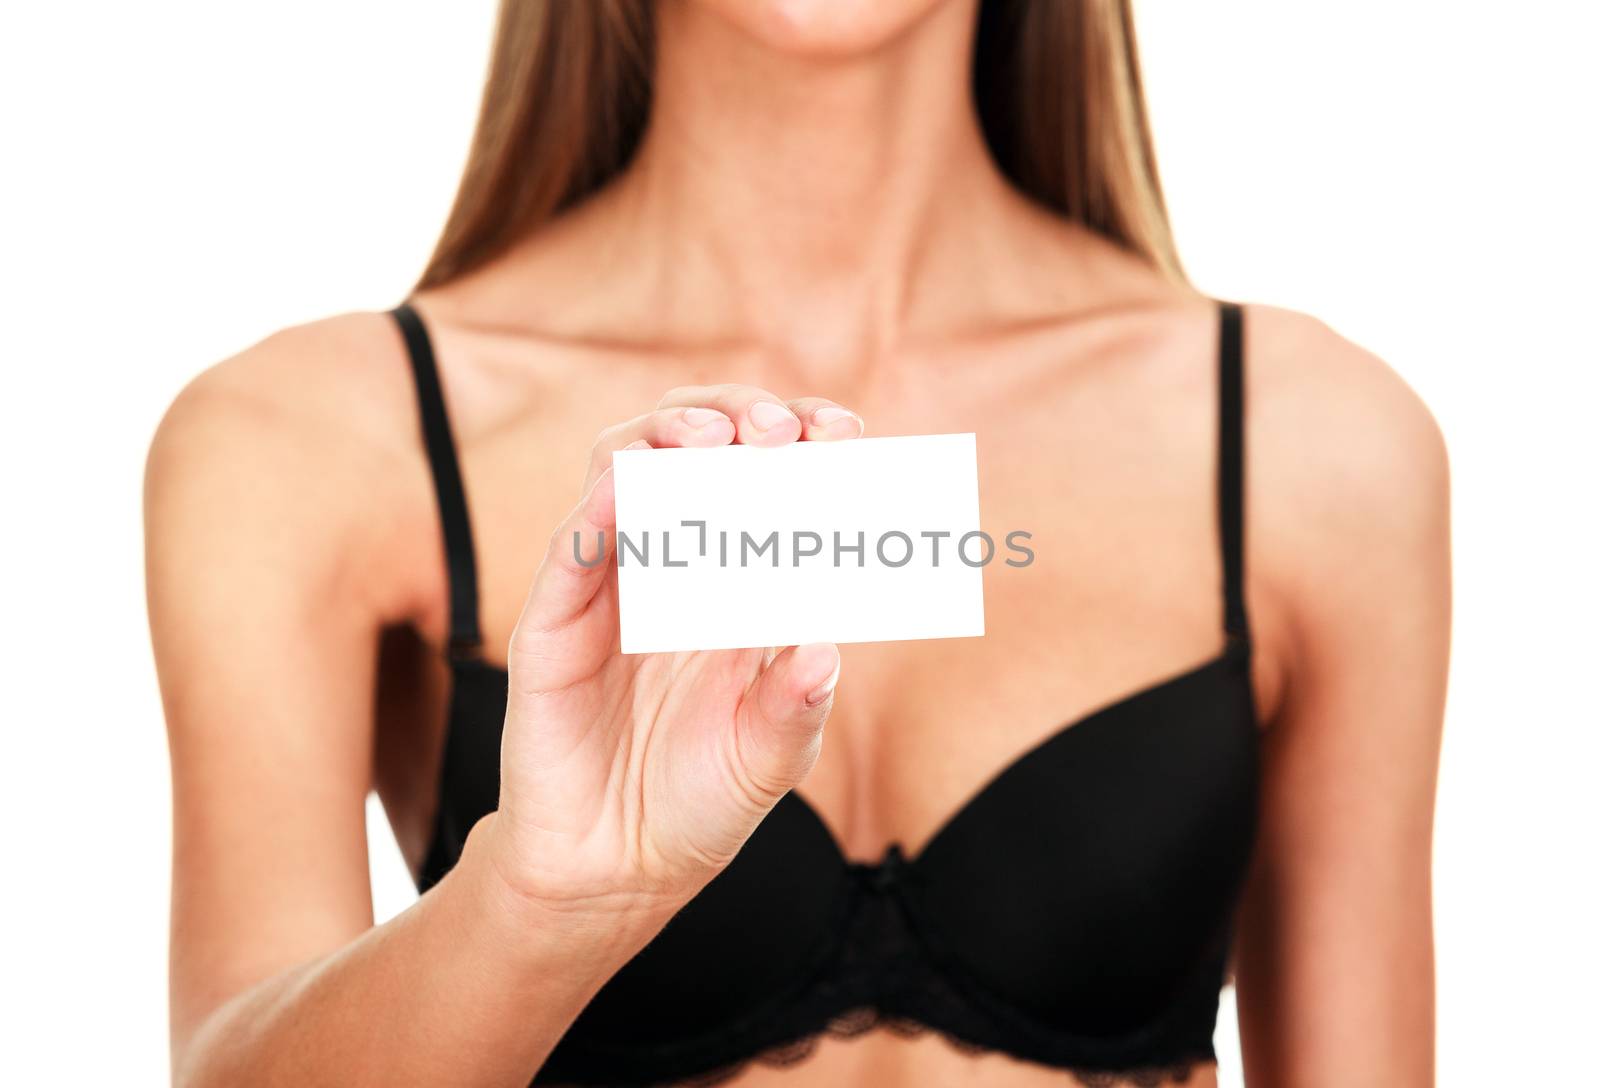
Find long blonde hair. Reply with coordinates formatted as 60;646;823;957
418;0;1182;289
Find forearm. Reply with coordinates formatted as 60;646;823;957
175;817;671;1088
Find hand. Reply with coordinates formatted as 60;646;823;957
484;385;866;919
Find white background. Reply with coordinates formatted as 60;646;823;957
2;1;1595;1083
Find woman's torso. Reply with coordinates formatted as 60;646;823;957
364;230;1280;1086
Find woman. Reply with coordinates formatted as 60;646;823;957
145;1;1450;1085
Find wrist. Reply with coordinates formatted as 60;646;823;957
454;814;681;969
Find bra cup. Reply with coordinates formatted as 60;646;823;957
555;792;850;1050
909;662;1260;1038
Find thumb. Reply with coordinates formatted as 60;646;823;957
734;643;841;802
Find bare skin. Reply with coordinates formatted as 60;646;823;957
146;1;1449;1085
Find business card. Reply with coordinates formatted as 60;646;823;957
611;433;987;653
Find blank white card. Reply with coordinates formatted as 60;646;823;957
611;433;986;654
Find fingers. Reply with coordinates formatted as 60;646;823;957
657;385;803;447
734;643;841;800
786;397;865;441
602;387;864;458
584;406;736;491
515;465;619;643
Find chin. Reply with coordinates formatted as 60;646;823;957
688;0;960;58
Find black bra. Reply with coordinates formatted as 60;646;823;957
391;301;1261;1086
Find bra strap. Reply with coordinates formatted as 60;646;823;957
1217;301;1251;644
391;303;483;660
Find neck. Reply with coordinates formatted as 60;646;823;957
607;0;1017;367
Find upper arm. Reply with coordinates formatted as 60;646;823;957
1235;307;1450;1083
145;322;411;1053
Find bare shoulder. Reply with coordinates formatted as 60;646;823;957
149;311;419;464
1241;303;1450;636
1244;303;1448;528
144;311;430;625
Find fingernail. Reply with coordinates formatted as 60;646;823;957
623;439;650;450
684;407;725;428
812;407;860;430
805;661;841;707
749;401;798;432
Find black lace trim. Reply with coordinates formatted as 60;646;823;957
659;1010;1201;1087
